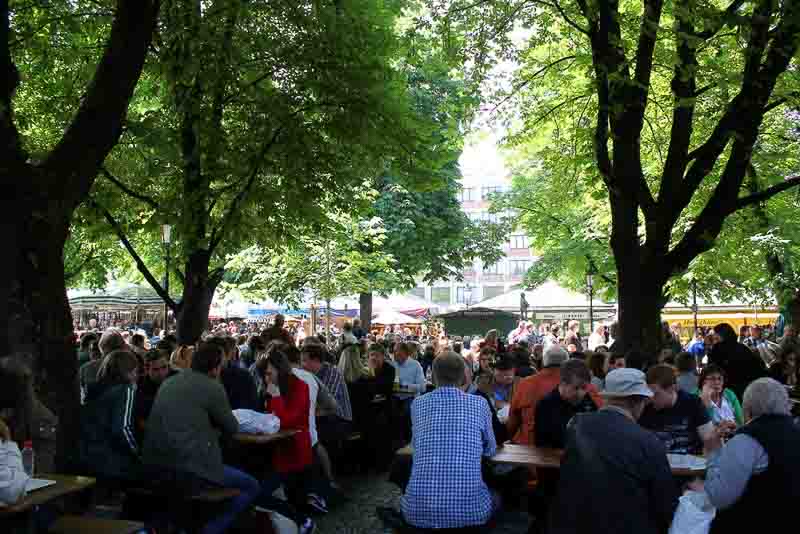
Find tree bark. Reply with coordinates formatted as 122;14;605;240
0;195;79;468
360;292;373;332
175;250;222;345
787;292;800;333
0;0;159;471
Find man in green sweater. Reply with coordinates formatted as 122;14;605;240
143;342;260;534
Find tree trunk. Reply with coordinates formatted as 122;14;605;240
0;197;80;470
360;292;372;332
175;250;221;345
786;291;800;333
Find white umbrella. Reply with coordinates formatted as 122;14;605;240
372;310;423;325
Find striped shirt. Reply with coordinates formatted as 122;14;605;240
317;363;352;422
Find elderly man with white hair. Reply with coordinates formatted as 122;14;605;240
690;377;800;533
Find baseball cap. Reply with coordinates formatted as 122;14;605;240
602;368;654;398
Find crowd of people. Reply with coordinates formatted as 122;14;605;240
385;319;800;533
1;313;799;534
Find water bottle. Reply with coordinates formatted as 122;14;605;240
22;441;35;476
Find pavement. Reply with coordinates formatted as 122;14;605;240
315;472;531;534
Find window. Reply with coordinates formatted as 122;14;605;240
510;235;529;249
509;260;532;276
481;186;503;199
483;262;502;275
410;287;425;299
459;187;475;202
431;287;451;304
483;286;505;300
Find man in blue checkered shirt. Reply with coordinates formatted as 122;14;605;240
400;351;498;530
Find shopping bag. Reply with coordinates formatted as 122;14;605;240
233;409;280;434
669;490;716;534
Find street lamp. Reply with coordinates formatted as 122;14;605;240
586;262;598;334
161;224;172;332
691;279;699;334
464;283;473;310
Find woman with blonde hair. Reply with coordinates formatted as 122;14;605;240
170;344;194;370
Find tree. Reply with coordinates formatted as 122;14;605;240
225;207;401;337
81;0;442;344
358;169;508;328
2;0;159;467
425;0;800;352
352;28;509;328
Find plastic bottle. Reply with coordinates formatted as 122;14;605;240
22;441;35;477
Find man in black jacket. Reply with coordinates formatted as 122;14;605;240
534;359;598;449
709;323;766;400
549;368;678;534
135;349;178;440
207;335;259;411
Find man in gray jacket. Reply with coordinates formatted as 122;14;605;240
143;342;260;534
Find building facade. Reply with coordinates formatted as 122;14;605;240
411;135;536;310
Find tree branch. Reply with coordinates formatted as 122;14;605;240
658;0;697;214
1;2;26;167
543;0;589;35
207;125;284;255
736;175;800;209
100;167;160;210
42;0;160;206
633;0;664;92
763;92;800;114
90;198;177;311
64;254;99;283
695;0;747;40
489;55;576;113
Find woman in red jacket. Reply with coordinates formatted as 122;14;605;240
255;349;315;534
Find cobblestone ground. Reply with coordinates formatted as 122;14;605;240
315;473;531;534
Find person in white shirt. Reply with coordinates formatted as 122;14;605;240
588;323;606;351
0;417;29;506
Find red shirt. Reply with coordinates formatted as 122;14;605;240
266;376;312;473
508;368;603;445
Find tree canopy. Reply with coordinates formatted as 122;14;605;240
423;0;800;349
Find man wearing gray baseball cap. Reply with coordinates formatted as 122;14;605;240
548;368;679;534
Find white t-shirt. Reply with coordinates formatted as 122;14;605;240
711;395;736;424
0;441;29;506
292;368;319;446
588;332;605;351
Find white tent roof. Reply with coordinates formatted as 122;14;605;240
372;310;422;325
372;293;438;314
476;282;614;311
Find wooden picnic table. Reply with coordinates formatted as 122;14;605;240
1;474;97;534
491;443;563;469
0;474;96;517
397;443;706;476
232;429;298;445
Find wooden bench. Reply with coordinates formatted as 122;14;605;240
125;486;241;503
49;516;145;534
122;486;241;531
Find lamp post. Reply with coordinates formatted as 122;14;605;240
161;224;172;332
464;283;473;310
691;279;699;334
586;262;598;334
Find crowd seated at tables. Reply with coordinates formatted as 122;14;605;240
1;316;800;534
